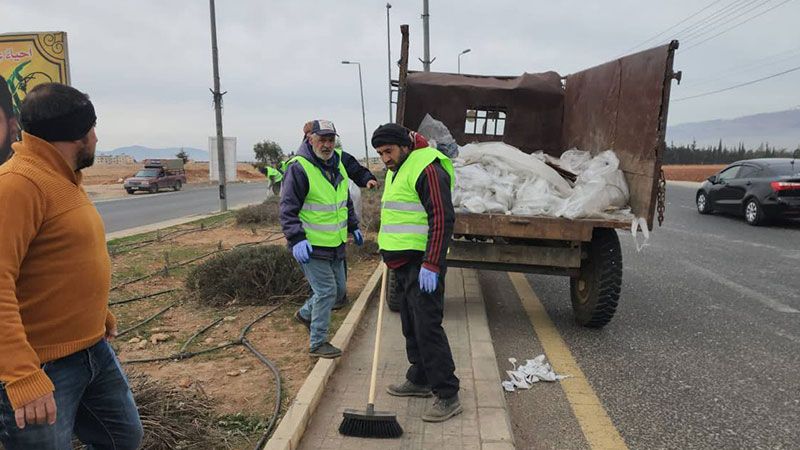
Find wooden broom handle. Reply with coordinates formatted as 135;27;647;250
368;264;389;405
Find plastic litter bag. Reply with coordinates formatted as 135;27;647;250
501;356;569;392
349;179;362;222
556;150;630;219
418;113;459;158
556;149;592;174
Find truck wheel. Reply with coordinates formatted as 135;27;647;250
386;269;401;312
125;188;135;195
570;228;622;328
174;181;182;191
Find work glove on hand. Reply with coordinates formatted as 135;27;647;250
419;267;438;293
352;229;364;246
292;240;313;264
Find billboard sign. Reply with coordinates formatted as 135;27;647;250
0;32;70;116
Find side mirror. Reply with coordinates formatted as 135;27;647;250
707;175;717;184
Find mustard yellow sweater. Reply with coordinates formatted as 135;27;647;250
0;133;115;410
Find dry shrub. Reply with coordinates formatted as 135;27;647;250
129;371;230;450
185;245;308;307
347;239;379;263
360;189;382;232
235;197;280;225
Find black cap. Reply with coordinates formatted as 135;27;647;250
371;123;412;148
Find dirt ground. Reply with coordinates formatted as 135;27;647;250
107;215;379;444
662;164;725;182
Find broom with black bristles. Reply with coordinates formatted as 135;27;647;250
339;264;403;438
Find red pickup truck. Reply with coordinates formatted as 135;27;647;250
123;159;187;194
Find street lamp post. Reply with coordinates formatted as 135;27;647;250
342;61;369;165
458;48;471;74
386;3;393;122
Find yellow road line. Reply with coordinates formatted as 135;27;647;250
509;272;627;450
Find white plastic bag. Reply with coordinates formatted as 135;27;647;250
348;179;362;222
418;114;460;158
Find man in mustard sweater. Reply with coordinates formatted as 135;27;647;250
0;83;142;449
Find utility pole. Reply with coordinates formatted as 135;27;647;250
209;0;227;212
421;0;433;71
386;3;393;122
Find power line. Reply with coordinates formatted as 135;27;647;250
672;0;757;42
620;0;726;54
683;0;773;42
682;0;796;51
683;46;800;87
673;64;800;101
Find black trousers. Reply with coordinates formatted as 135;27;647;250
394;262;460;399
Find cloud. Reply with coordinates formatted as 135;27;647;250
3;0;799;158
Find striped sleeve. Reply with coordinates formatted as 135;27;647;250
415;161;455;273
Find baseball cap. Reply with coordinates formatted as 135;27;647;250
311;119;337;136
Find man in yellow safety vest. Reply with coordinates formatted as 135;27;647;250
280;120;363;358
372;123;461;423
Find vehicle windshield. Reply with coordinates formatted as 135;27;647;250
134;169;161;178
769;162;800;177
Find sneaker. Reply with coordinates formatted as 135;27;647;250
294;310;310;331
386;380;433;398
309;342;342;359
332;296;348;311
422;395;463;423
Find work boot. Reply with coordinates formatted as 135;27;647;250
294;310;310;332
332;295;348;311
386;380;433;398
422;395;463;422
309;342;342;359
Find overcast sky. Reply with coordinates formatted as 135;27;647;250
3;0;799;159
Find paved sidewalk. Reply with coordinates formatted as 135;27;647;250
297;268;515;450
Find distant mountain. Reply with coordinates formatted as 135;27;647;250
98;145;209;162
667;108;800;149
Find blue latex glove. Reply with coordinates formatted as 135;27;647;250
352;229;364;246
419;267;438;293
292;240;313;264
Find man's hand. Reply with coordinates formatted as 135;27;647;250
14;392;57;429
419;267;438;293
366;180;378;189
105;323;118;340
352;229;364;246
292;240;313;264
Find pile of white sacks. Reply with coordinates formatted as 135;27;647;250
451;142;633;220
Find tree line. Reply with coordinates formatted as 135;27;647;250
665;141;800;165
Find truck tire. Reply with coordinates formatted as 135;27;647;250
125;188;135;195
174;181;182;191
570;228;622;328
386;269;401;312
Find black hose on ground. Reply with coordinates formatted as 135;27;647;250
121;302;288;447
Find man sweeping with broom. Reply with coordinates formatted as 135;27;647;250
373;123;461;422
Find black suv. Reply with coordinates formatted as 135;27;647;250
696;158;800;225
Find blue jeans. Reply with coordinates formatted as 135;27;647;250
299;257;346;350
0;339;143;450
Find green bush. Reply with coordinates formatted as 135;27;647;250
186;245;308;306
235;198;280;226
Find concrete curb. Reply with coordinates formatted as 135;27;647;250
104;200;261;242
462;269;517;449
263;264;384;450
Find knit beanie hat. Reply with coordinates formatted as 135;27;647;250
371;123;412;148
